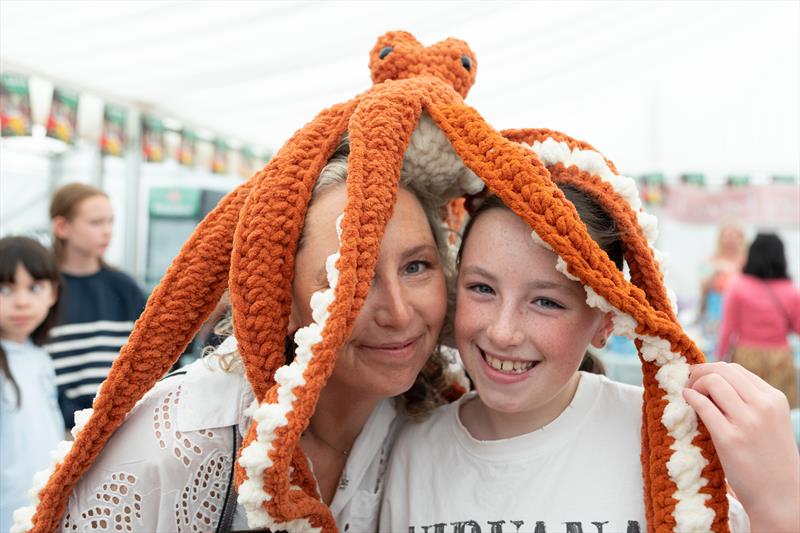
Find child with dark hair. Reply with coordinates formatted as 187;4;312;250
717;232;799;407
0;236;64;533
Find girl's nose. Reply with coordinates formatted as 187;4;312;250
486;305;524;347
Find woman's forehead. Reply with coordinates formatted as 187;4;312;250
301;186;434;260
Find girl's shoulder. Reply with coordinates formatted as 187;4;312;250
393;393;464;449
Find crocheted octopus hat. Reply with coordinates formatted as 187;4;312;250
16;32;728;533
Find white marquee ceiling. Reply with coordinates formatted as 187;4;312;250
1;1;798;178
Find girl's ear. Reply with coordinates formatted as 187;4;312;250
52;216;70;240
590;311;614;348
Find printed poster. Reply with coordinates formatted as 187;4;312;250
142;115;165;162
46;88;79;144
100;104;127;157
0;72;32;137
211;138;228;174
178;128;196;167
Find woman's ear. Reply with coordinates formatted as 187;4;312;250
52;216;70;240
590;311;614;348
288;299;301;335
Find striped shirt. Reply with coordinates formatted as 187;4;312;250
46;267;147;427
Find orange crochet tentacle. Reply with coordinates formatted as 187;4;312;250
228;100;355;525
252;82;424;531
28;179;253;533
231;100;356;403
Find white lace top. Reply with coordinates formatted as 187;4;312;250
60;340;404;532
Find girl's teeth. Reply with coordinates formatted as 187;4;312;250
483;351;535;374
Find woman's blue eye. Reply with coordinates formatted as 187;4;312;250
30;282;45;294
0;285;11;296
405;260;430;274
534;297;563;310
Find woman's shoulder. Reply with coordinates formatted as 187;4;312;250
64;364;239;531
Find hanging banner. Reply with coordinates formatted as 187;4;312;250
178;128;196;167
142;115;165;162
0;73;33;137
46;88;79;144
665;183;799;226
211;138;228;174
100;104;127;157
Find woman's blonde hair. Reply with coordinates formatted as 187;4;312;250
49;183;109;264
206;137;457;418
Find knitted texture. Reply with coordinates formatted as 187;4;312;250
20;32;729;533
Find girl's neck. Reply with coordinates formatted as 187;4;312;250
60;248;102;276
461;372;582;440
1;333;29;344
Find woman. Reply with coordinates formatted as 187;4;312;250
43;141;459;533
717;232;799;407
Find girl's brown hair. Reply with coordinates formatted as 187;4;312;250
457;185;624;375
0;236;62;408
49;183;108;265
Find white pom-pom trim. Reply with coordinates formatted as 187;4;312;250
554;254;713;532
235;215;348;532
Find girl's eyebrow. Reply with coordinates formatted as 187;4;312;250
461;265;571;292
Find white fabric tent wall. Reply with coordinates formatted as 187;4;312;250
2;1;798;181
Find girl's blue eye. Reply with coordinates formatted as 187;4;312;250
0;285;11;296
468;283;494;295
534;297;563;310
30;282;45;294
405;260;430;275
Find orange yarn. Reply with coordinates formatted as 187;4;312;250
26;32;730;533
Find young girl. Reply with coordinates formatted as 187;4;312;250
381;138;799;532
0;237;65;533
47;183;147;428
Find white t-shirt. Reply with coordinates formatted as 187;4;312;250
380;372;748;533
60;338;404;532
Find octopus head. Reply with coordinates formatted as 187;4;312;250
369;30;477;98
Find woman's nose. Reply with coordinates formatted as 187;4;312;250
372;276;413;329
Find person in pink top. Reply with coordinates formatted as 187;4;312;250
717;232;799;407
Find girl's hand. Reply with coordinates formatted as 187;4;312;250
684;362;800;533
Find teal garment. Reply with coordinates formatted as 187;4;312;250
1;339;65;533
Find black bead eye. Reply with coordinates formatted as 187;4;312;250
379;46;393;59
461;55;472;71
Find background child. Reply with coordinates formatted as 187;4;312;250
0;236;64;533
381;187;798;532
48;183;147;428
